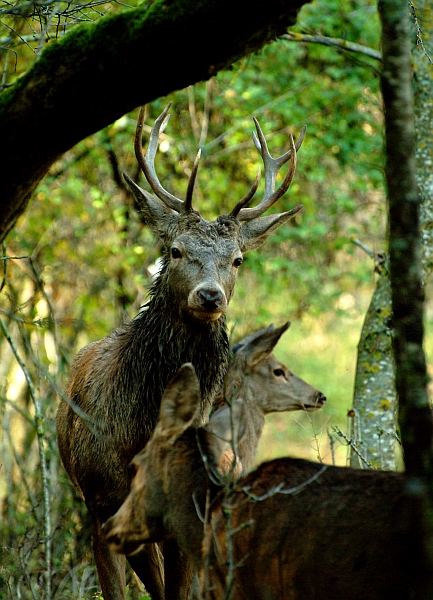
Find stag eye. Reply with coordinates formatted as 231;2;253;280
171;247;182;259
233;257;243;268
273;368;285;378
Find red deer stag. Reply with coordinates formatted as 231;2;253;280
104;364;424;600
56;104;305;600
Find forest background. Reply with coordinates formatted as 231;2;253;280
0;0;431;598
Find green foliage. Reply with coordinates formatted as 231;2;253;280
0;0;388;597
0;0;140;91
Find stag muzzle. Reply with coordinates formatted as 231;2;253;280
188;283;227;320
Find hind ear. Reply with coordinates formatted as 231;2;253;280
158;364;201;440
240;321;291;367
232;324;275;354
123;173;179;243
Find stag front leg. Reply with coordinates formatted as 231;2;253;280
127;543;165;600
90;511;127;600
163;540;194;600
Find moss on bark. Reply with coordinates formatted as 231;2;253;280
350;260;397;470
0;0;310;241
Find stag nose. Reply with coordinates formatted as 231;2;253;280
316;392;326;407
196;288;224;311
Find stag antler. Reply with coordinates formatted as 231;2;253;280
135;103;200;213
230;120;306;221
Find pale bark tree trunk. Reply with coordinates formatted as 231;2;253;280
350;1;432;471
350;259;396;469
413;1;433;280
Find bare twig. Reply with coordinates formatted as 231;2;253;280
327;428;336;465
187;85;200;143
16;320;107;439
282;31;382;61
352;237;376;259
0;316;53;600
203;71;329;153
241;465;328;501
198;79;213;148
377;426;402;446
0;255;29;260
408;0;433;64
204;90;346;160
4;423;39;514
0;242;7;293
36;0;61;57
352;237;387;274
297;408;328;464
27;256;62;368
332;425;373;469
17;547;39;600
0;0;133;87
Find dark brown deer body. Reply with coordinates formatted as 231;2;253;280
205;462;421;600
56;105;305;600
104;365;424;600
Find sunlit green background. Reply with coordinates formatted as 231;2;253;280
1;0;431;597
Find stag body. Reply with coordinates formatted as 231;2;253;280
56;104;305;600
60;218;235;506
105;365;424;600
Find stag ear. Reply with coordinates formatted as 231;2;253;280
158;364;201;440
205;399;246;478
238;210;300;252
123;173;178;243
239;321;291;367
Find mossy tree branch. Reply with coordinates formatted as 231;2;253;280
0;0;310;241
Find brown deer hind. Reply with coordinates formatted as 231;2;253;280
56;104;305;600
205;321;326;476
104;363;424;600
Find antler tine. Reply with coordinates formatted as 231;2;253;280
185;149;201;211
134;103;184;213
236;119;305;222
253;124;306;170
229;167;261;218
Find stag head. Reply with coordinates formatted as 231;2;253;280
124;104;305;322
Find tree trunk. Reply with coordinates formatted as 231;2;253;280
351;2;433;472
0;0;310;242
350;259;396;470
381;0;430;483
412;1;433;281
379;0;433;595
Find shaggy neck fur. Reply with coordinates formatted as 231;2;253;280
113;255;229;432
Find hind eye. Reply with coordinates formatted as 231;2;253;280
233;257;243;268
273;368;285;378
171;247;182;259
